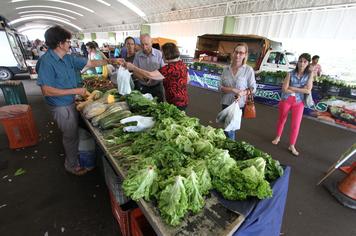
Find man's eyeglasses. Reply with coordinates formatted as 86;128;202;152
64;40;71;44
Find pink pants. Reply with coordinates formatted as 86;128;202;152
276;96;304;145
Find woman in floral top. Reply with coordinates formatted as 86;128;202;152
125;43;189;110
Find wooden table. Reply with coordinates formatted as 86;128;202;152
83;117;245;236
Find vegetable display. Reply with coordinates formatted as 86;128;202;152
97;91;284;226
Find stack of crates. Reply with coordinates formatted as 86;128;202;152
130;208;156;236
108;189;130;236
0;105;38;149
0;81;28;105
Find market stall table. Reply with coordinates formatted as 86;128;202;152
82;116;246;236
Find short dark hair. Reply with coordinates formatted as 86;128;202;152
312;55;320;60
86;41;96;49
124;36;135;45
162;43;180;60
44;25;71;49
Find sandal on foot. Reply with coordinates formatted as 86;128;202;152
288;146;299;156
65;166;88;176
272;138;280;145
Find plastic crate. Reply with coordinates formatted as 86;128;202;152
130;208;156;236
0;81;28;105
0;105;38;149
102;156;130;205
108;189;130;236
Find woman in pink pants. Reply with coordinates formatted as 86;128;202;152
272;53;313;156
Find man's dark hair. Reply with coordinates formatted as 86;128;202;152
312;55;320;60
162;43;180;60
124;36;135;45
44;25;71;49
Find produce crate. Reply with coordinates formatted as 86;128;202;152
102;156;130;205
0;105;38;149
108;189;130;236
0;81;28;105
130;208;156;236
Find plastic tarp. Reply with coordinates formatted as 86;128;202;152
234;166;291;236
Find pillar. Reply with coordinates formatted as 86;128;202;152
222;16;235;34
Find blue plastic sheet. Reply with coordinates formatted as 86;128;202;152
234;166;291;236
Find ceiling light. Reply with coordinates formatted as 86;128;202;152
47;0;94;13
9;16;82;31
96;0;111;7
18;10;76;20
16;5;83;16
19;14;71;22
17;25;49;32
117;0;146;18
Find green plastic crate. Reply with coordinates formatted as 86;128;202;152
0;81;28;105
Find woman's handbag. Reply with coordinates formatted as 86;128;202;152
244;90;256;119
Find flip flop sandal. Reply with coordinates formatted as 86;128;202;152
65;166;88;176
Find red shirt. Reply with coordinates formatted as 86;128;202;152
159;60;188;107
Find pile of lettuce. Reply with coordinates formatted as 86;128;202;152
104;92;283;226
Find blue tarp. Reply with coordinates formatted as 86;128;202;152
234;166;291;236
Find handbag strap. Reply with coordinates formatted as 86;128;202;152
247;89;254;102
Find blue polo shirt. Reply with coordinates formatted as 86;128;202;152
36;49;87;106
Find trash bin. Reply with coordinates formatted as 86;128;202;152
0;81;28;105
0;104;38;149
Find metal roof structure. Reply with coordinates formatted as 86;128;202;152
1;0;356;33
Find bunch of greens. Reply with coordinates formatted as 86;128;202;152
212;157;273;200
125;90;157;112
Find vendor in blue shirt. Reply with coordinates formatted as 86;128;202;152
36;25;113;176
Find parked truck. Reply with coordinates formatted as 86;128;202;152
194;34;296;73
0;16;29;80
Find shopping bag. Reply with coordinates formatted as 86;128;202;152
216;102;242;131
120;115;155;132
304;93;314;108
116;66;132;95
244;91;256;119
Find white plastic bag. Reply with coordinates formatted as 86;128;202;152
142;93;154;101
216;102;242;131
120;115;155;132
304;93;314;108
117;66;132;95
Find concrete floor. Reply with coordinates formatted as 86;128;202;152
0;79;355;236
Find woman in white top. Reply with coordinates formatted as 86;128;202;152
220;43;257;140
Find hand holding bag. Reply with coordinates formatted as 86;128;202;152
304;93;314;108
243;89;256;119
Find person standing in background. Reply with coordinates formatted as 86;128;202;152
310;55;322;76
272;53;313;156
36;25;113;175
125;43;189;110
220;43;257;140
80;42;88;58
82;42;108;75
133;34;165;102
